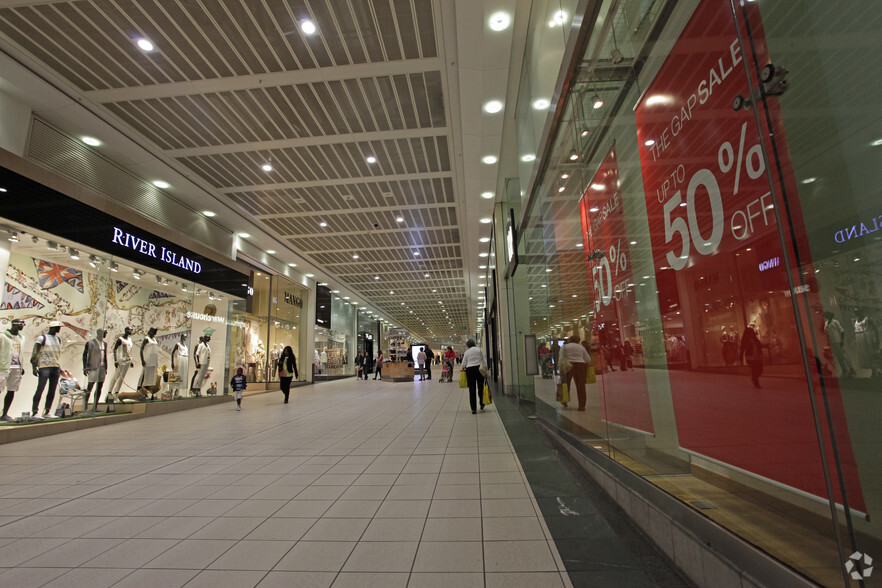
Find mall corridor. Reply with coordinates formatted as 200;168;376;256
0;380;684;588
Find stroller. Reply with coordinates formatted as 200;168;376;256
439;359;453;383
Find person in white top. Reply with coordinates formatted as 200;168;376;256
461;339;487;413
417;347;427;381
562;335;592;411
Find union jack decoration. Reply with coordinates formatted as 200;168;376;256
34;259;84;293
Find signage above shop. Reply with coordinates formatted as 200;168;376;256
112;227;202;274
284;291;303;308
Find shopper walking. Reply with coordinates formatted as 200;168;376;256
230;367;247;411
374;351;384;380
417;347;427;381
277;346;298;403
461;339;486;414
740;324;764;389
562;335;591;411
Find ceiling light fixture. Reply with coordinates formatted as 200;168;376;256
561;173;570;180
521;154;536;162
479;237;490;243
238;232;250;239
202;210;216;217
288;263;297;267
152;180;170;189
261;162;273;172
266;250;276;254
488;11;511;31
568;150;579;161
133;269;142;279
532;98;550;110
412;250;420;256
366;155;377;164
484;100;504;113
482;155;498;165
352;254;359;259
319;222;328;227
591;83;604;109
82;136;101;146
306;273;315;278
136;38;155;52
479;217;492;224
7;231;19;243
110;262;119;273
301;20;317;35
550;10;567;27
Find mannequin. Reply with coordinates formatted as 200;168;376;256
106;327;134;402
1;319;26;422
30;320;64;420
824;311;855;378
138;327;160;395
853;308;881;376
171;332;189;398
82;329;108;412
320;348;328;374
191;333;212;396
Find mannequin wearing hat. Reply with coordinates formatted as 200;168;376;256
82;329;108;412
30;320;64;420
1;319;26;422
191;331;212;397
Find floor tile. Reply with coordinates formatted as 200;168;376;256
484;540;558;572
412;541;483;572
246;518;316;541
257;571;336;588
183;569;266;587
407;572;484;588
302;517;370;541
332;572;409;587
485;572;567;587
483;517;547;541
144;539;235;569
274;540;356;572
375;499;430;519
427;499;481;518
112;568;199;588
42;567;134;587
322;500;382;518
421;517;482;541
190;517;265;540
208;539;293;570
341;541;418;572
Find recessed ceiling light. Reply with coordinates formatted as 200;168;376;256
319;222;328;227
374;276;380;280
301;20;317;35
589;207;599;213
288;263;297;267
396;216;404;222
561;173;570;179
482;155;498;165
871;138;882;147
479;217;492;224
533;98;550;110
558;186;566;193
366;155;377;164
152;180;170;189
644;139;655;146
568;150;579;161
82;136;101;146
352;254;359;259
266;250;276;254
424;273;429;278
488;11;511;31
479;252;489;258
480;237;490;243
480;191;495;200
136;38;155;52
262;163;273;172
306;273;314;278
344;296;350;300
389;290;394;294
238;232;250;238
581;129;590;137
483;100;504;113
592;94;604;109
202;210;216;217
413;251;420;256
801;177;817;184
521;154;536;162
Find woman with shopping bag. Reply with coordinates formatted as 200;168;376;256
461;339;487;414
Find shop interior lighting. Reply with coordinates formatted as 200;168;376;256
202;210;216;217
152;180;170;189
561;173;570;179
483;100;504;113
532;98;550;110
479;237;490;243
109;262;119;272
88;255;98;268
568;150;579;161
7;231;18;243
413;250;420;256
46;241;58;251
288;263;297;267
82;136;101;146
480;217;492;224
522;154;536;162
592;93;604;109
482;155;498;164
181;283;188;292
266;249;276;254
238;232;250;238
319;221;328;227
610;25;624;63
132;269;142;279
581;129;590;137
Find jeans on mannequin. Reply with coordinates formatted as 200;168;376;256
32;366;61;414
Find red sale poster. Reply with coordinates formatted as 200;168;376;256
634;0;863;509
579;145;654;434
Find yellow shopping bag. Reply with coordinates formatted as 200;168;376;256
459;370;468;389
556;382;569;404
482;384;492;405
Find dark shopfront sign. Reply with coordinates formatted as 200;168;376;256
1;165;247;297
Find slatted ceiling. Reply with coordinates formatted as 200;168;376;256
2;0;472;340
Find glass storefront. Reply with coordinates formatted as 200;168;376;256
505;0;882;585
230;272;308;386
1;221;244;417
313;288;356;379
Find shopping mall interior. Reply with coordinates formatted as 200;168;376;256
2;1;881;586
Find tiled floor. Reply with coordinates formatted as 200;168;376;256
0;378;574;587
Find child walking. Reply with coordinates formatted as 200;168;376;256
230;367;247;411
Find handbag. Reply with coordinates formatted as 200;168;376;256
479;363;489;378
482;384;492;405
558;352;571;376
586;365;596;384
459;370;468;388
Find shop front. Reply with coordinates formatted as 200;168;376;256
312;285;355;380
1;165;247;419
503;0;882;585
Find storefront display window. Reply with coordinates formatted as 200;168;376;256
1;222;243;417
508;0;882;584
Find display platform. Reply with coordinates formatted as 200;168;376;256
384;361;414;382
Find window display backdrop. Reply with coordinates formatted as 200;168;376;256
1;230;237;417
579;145;654;434
633;0;863;510
269;277;307;381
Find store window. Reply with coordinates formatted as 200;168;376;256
1;221;244;418
511;0;882;584
269;276;308;381
313;285;355;379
